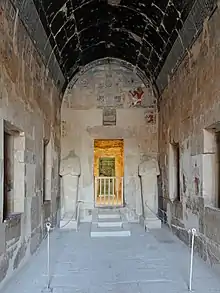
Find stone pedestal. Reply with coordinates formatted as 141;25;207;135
59;152;81;230
139;158;161;230
62;175;79;217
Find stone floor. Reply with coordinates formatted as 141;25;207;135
1;224;220;293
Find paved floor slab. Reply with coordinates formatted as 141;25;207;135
1;224;220;293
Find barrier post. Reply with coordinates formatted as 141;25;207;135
42;222;52;292
189;228;196;291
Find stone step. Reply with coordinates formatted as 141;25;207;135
91;230;131;238
97;221;123;228
98;208;121;212
98;214;121;220
90;225;131;238
98;217;123;223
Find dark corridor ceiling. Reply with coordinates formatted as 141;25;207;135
33;0;196;84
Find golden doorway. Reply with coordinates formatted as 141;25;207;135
94;139;124;207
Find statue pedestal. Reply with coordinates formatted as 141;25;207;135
139;159;161;230
62;175;79;217
59;153;81;230
59;174;79;230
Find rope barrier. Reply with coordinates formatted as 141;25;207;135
59;212;76;229
22;198;220;293
143;202;220;291
59;200;94;230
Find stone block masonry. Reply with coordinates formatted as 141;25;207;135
1;0;220;289
0;1;61;289
158;5;220;267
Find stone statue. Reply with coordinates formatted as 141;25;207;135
59;150;81;221
138;158;161;229
60;150;81;177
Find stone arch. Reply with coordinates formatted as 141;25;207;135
63;58;158;100
62;61;157;113
60;60;159;222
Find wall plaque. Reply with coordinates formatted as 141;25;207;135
103;108;116;126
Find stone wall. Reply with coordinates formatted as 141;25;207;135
61;64;158;221
159;6;220;264
0;1;61;288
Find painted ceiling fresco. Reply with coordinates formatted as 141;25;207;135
33;0;196;83
64;64;155;108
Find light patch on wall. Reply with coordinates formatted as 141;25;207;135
108;0;121;5
129;32;142;43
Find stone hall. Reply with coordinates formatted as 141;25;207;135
0;1;220;292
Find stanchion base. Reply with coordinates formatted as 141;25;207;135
41;287;53;292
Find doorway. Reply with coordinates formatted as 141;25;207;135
94;139;124;207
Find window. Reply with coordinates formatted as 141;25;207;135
216;132;220;208
3;131;14;220
175;143;181;201
3;122;25;221
43;141;47;202
168;142;181;202
99;157;115;177
42;139;51;202
203;127;220;208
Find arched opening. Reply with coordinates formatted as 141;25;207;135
60;61;159;224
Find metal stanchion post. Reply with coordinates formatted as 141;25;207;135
189;228;196;292
42;222;53;293
162;210;165;224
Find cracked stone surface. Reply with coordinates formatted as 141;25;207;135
1;224;220;293
9;0;217;92
33;0;197;81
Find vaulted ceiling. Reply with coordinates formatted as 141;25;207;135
33;0;196;85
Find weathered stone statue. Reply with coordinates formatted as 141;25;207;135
138;158;161;229
59;150;81;223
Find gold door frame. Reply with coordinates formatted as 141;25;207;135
94;139;124;207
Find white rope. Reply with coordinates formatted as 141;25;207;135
59;200;94;229
144;203;188;231
59;211;76;229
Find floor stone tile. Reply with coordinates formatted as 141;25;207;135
1;224;220;293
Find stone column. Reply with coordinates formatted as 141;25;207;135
139;158;161;229
59;152;81;229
